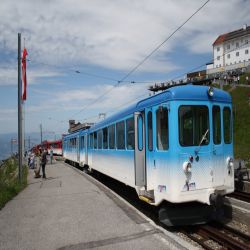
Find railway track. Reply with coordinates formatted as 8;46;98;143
69;163;250;250
181;223;250;250
227;190;250;203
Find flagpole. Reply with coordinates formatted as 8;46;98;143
18;33;23;182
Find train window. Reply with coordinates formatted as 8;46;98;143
81;136;85;149
108;124;115;149
116;121;125;149
103;127;108;149
137;115;143;151
93;132;97;149
179;106;209;146
126;118;135;150
148;111;153;151
223;107;232;144
213;106;221;144
89;133;93;149
156;107;168;150
98;130;103;149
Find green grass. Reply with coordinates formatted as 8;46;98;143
0;157;28;209
213;84;250;161
239;72;250;85
230;87;250;160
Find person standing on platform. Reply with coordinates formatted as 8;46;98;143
41;149;47;179
34;151;41;178
50;148;53;164
29;152;35;169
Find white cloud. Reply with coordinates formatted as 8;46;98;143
24;82;149;122
0;68;17;86
1;0;250;133
2;0;248;75
0;65;63;86
0;108;16;115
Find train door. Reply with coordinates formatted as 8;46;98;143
84;134;88;165
146;104;170;190
178;104;212;190
88;133;93;169
145;107;154;190
79;135;85;166
134;111;146;187
222;106;233;187
77;136;80;163
212;105;224;186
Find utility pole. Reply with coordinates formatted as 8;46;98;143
18;33;22;182
11;139;13;155
40;123;43;144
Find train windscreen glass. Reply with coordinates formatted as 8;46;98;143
223;107;232;144
179;105;209;146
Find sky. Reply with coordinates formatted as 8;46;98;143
0;0;249;139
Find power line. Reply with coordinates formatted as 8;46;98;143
70;0;210;118
32;39;250;132
28;59;120;82
78;38;250;125
118;0;210;83
81;92;148;123
28;58;155;85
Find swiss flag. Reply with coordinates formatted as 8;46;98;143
22;48;28;101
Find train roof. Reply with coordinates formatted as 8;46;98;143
63;130;80;139
88;85;231;132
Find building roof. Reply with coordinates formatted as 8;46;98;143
213;25;250;46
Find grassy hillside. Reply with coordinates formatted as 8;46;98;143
0;157;28;209
221;85;250;160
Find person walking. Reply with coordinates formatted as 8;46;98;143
41;149;47;179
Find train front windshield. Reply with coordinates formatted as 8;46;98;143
179;105;209;147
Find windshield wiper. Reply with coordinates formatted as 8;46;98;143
195;129;209;154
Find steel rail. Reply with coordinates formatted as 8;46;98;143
228;191;250;203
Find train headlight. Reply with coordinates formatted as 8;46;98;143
207;86;214;97
183;161;192;173
226;157;234;175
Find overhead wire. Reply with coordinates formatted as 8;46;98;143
28;59;120;82
78;30;250;125
118;0;210;83
70;0;211;118
37;37;250;132
79;92;148;124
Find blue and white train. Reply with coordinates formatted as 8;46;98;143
63;84;234;226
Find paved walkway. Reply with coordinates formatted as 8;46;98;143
0;161;196;250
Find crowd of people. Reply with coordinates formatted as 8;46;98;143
27;148;54;179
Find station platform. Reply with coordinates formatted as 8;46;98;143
0;161;196;250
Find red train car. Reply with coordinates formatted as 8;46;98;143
47;140;62;155
32;140;62;156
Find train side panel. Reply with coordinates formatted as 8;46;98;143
63;132;80;163
91;150;135;187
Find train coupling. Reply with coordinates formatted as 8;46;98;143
209;193;223;209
